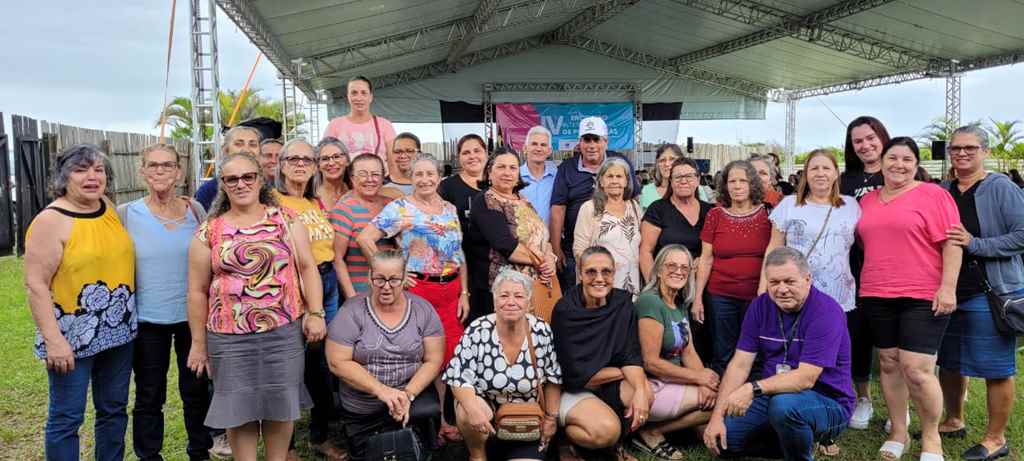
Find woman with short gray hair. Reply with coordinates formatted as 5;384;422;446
24;143;136;459
573;157;643;295
444;267;563;460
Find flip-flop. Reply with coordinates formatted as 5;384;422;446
630;435;685;460
880;438;911;461
920;452;944;461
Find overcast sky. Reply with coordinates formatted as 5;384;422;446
2;1;1023;153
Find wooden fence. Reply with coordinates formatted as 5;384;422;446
40;121;194;203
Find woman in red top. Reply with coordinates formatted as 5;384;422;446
856;137;961;461
693;160;771;375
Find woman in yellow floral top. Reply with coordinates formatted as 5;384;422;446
24;144;136;460
186;152;326;461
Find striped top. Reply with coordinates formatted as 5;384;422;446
329;192;393;294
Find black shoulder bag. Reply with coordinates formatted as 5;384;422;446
365;427;424;461
973;261;1024;336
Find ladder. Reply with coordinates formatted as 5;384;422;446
190;0;222;186
308;94;321;140
280;73;301;142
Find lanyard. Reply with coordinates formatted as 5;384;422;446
776;308;804;363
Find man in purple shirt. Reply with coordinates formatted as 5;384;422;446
704;247;854;461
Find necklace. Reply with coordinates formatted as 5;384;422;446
863;171;878;184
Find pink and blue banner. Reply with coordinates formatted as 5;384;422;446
495;102;635;152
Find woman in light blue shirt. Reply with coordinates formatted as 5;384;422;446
117;144;212;460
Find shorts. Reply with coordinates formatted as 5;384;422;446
862;297;950;355
558;390;598;427
649;379;690;422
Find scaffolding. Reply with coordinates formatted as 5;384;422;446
189;0;222;187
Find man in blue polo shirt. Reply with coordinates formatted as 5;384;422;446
519;125;557;226
549;116;641;291
704;247;854;461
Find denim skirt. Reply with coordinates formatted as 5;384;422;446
938;290;1020;379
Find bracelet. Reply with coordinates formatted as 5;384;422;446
308;310;326;319
460;290;470;296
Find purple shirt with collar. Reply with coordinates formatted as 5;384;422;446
737;286;855;418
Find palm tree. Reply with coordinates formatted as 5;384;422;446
156;89;306;140
986;118;1024;171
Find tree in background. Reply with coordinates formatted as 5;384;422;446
156;89;306;140
986;118;1024;172
794;146;844;166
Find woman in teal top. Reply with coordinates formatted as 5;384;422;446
639;144;682;210
631;244;720;460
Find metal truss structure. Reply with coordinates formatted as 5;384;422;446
219;0;314;98
945;65;962;131
784;94;797;169
190;0;222;186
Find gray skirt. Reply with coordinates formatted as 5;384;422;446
205;319;311;429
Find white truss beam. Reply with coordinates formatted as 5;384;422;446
546;0;642;41
490;81;641;92
216;0;313;98
447;0;503;64
671;0;940;70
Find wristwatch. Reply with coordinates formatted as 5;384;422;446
750;381;764;398
308;310;326;319
404;389;416;402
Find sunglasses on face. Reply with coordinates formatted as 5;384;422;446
220;172;259;187
582;268;614;279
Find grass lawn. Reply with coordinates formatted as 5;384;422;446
0;254;1021;460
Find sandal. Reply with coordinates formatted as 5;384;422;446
817;442;841;457
630;435;685;460
880;437;912;461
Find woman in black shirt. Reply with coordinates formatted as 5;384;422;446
640;158;712;282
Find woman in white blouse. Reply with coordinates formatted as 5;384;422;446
444;268;563;461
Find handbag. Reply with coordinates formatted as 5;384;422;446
494;327;547;441
973;261;1024;336
527;250;561;323
365;427;424;461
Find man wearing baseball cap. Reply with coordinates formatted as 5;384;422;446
549;116;641;292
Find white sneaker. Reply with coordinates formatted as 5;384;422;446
884;409;911;433
209;433;233;459
849;397;873;429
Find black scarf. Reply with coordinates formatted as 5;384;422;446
551;286;642;392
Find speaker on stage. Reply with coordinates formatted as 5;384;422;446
932;140;946;161
686;137;694;154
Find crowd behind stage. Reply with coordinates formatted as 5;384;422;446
23;75;1024;461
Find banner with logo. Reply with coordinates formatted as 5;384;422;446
495;103;635;152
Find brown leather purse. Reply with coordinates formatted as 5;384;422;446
527;250;561;324
493;328;546;441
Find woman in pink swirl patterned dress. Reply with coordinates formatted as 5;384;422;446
186;152;327;461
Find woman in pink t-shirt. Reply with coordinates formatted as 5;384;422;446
856;137;962;461
322;76;397;174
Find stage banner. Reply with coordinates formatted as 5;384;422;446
495;103;635;152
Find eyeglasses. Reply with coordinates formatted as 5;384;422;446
947;145;981;155
671;173;699;183
663;263;691;274
370;276;404;287
354;171;383;180
582;268;614;279
144;161;178;172
319;153;347;164
284;156;315;166
220;172;259;187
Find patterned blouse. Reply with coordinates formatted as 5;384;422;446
197;207;304;334
481;189;552;285
573;199;643;295
371;197;465;276
444;314;562;407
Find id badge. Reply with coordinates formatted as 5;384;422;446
776;363;792;374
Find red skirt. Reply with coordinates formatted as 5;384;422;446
409;278;465;367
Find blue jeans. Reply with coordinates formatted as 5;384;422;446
723;391;849;461
708;295;751;375
320;265;340;323
46;342;134;461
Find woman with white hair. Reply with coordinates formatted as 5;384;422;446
573;157;643;295
444;268;563;460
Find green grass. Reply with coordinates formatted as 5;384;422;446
0;254;1021;460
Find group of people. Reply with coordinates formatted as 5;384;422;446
24;74;1022;461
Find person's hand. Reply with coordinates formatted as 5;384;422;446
403;273;419;289
933;285;957;316
465;398;495;436
697;368;720;390
552;245;565;271
538;255;556;282
540;414;557;451
398;213;415;231
397;395;412;425
187;340;209;377
703;417;728;456
44;336;75;375
458;292;470;324
624;380;652;431
303;314;327;342
723;383;755;417
946;223;973;247
376;385;410;418
692;299;705;324
697;386;718;411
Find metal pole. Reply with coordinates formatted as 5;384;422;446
785;94;797;175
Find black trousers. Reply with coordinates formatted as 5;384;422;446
304;341;336;444
847;304;875;383
132;321;213;461
341;386;441;461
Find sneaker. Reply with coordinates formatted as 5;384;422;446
884;409;912;433
849;397;873;430
209;433;233;459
